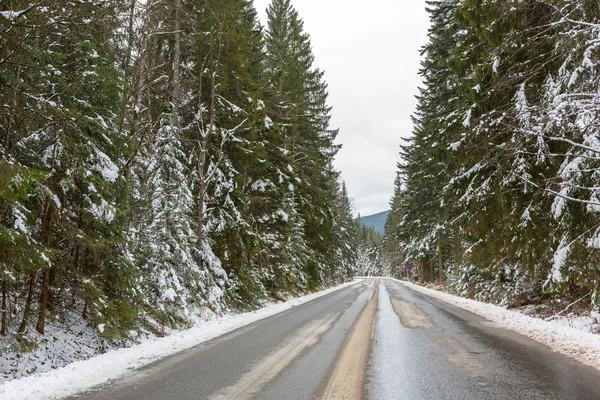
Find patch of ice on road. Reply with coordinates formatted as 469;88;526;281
399;280;600;372
0;282;357;400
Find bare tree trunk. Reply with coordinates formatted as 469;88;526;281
122;0;159;182
194;14;230;254
437;243;444;282
196;69;216;249
35;199;54;334
36;269;49;334
171;0;181;126
123;0;137;72
1;280;7;336
196;170;206;250
17;272;36;339
430;258;435;282
48;268;57;311
116;0;137;136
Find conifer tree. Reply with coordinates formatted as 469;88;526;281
264;0;341;287
0;0;356;352
386;0;600;306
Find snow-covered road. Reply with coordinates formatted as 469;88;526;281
2;278;600;399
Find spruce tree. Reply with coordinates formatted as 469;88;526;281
264;0;342;288
387;0;600;306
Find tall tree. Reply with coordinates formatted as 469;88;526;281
386;0;600;306
264;0;342;287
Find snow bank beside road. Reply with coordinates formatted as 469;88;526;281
397;279;600;371
0;282;358;400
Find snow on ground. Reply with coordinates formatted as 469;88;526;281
396;279;600;372
1;308;116;382
0;281;357;400
518;304;599;334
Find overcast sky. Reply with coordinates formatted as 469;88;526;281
253;0;431;216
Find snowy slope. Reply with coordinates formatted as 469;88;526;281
0;282;357;400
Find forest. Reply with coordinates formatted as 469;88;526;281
384;0;600;307
0;0;359;345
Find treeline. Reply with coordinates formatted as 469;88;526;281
0;0;356;342
355;220;385;277
384;0;600;306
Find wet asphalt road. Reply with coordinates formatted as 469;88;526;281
69;281;373;400
368;280;600;400
68;279;600;399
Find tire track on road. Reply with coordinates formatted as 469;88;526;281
321;280;379;400
209;312;339;400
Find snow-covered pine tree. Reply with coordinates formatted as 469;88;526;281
334;182;358;280
264;0;343;288
0;0;360;354
140;117;204;325
387;0;600;307
0;4;54;338
355;220;385;277
0;0;139;338
382;173;407;278
385;0;462;283
445;0;556;301
518;0;600;302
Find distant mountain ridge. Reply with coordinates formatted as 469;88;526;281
360;211;389;235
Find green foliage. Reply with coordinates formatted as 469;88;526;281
0;0;354;348
263;0;346;289
384;0;600;306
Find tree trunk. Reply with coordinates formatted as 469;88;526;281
1;280;7;336
17;272;36;339
453;234;460;270
117;0;139;139
48;269;56;311
4;66;21;150
437;243;444;282
36;269;50;334
36;199;55;335
194;16;226;253
429;257;435;282
196;180;205;251
171;0;181;125
419;258;427;282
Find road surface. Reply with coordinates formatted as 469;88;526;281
69;279;600;399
